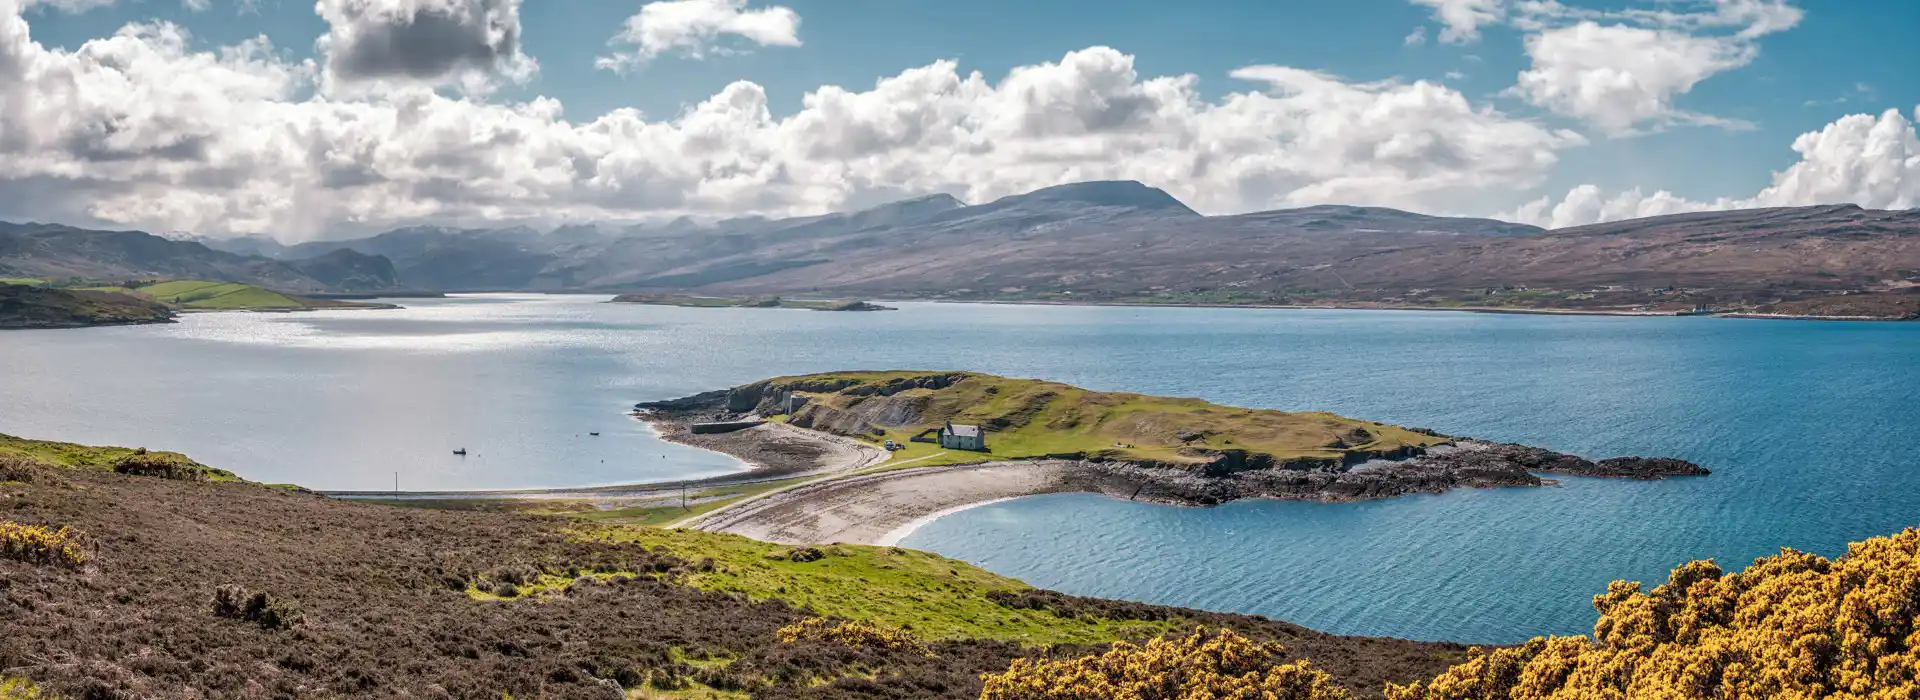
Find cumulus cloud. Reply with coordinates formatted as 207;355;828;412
1512;22;1755;135
1507;107;1920;228
0;0;1903;242
0;0;1590;239
596;0;799;72
1507;0;1801;134
315;0;535;94
1409;0;1505;44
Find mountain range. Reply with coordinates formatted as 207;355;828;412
4;181;1916;313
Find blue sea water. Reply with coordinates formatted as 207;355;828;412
3;294;1916;642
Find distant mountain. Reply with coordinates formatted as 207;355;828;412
0;224;335;292
288;249;400;292
11;183;1916;310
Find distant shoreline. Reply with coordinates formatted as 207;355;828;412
912;298;1914;321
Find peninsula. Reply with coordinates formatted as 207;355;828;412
612;293;894;311
633;371;1706;545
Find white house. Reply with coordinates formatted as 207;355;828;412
938;422;987;451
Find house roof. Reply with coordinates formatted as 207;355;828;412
944;424;982;438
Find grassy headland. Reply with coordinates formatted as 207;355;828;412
0;433;241;482
613;293;894;311
732;371;1449;470
79;279;390;311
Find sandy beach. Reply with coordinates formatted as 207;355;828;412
685;461;1079;545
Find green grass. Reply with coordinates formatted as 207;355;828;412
0;433;242;482
133;280;307;309
75;280;315;310
590;527;1182;645
0;277;46;287
762;371;1449;470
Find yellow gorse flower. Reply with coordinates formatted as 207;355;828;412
777;617;935;657
1388;527;1920;699
0;520;88;568
979;627;1350;700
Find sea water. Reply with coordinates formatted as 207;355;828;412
4;294;1915;641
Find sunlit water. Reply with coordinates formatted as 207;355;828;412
4;294;1916;642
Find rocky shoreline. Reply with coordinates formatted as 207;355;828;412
1059;441;1708;507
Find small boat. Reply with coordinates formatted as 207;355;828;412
452;448;467;456
589;432;601;436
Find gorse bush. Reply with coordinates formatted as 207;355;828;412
0;521;87;567
0;676;50;700
113;448;209;481
211;585;303;630
1387;527;1920;699
0;453;48;482
778;617;934;657
978;627;1349;700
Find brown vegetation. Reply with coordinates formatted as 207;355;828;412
0;461;1462;699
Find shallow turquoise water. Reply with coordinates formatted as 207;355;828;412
4;294;1915;642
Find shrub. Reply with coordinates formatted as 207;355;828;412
777;617;933;657
1388;527;1920;699
211;585;302;630
0;676;50;700
0;520;87;567
978;627;1349;700
0;453;48;482
113;450;207;481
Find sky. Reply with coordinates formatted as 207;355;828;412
2;0;1916;240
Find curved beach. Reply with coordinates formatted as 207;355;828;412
685;461;1078;545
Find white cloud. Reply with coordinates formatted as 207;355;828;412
1506;0;1801;134
1507;107;1920;228
596;0;799;72
315;0;535;94
0;1;1581;239
1512;22;1753;135
1408;0;1505;44
1;0;1903;242
183;0;210;11
1404;27;1428;46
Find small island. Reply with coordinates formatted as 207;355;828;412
633;371;1707;545
611;293;894;311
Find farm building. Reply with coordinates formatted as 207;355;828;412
938;423;987;452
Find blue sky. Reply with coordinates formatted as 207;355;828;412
8;0;1918;236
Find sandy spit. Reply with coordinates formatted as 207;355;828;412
688;461;1079;546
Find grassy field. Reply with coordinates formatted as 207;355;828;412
123;280;308;309
596;527;1184;645
0;277;47;287
0;433;242;482
759;371;1449;470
